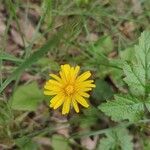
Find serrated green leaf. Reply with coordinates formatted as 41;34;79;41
120;47;135;62
11;82;43;111
97;128;133;150
123;63;145;96
123;31;150;96
99;95;144;122
98;31;150;122
144;99;150;112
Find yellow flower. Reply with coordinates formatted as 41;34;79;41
44;64;95;115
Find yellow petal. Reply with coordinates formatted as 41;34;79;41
80;83;96;88
78;92;90;98
44;85;61;92
80;88;92;92
68;65;80;83
70;67;75;82
53;98;64;109
45;64;95;114
61;64;71;81
59;71;67;83
73;66;80;79
76;71;91;82
49;74;61;82
82;80;94;84
44;90;57;95
77;80;94;84
48;80;62;86
75;80;95;88
72;99;79;113
50;95;63;108
75;94;89;108
62;97;71;115
75;86;94;92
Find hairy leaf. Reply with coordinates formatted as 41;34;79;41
124;31;150;96
97;128;133;150
99;31;150;122
99;95;144;122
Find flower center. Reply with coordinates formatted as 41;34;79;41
65;85;74;95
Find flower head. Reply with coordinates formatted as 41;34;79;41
44;64;95;115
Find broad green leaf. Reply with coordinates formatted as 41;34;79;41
15;137;38;150
11;82;43;111
123;31;150;96
99;95;144;122
97;128;133;150
92;79;113;102
80;107;100;127
143;138;150;150
98;134;115;150
51;134;70;150
70;107;100;128
94;35;114;55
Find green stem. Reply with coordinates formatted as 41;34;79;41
71;119;150;139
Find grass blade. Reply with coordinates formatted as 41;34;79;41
0;31;63;93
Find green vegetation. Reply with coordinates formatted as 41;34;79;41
1;0;150;149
